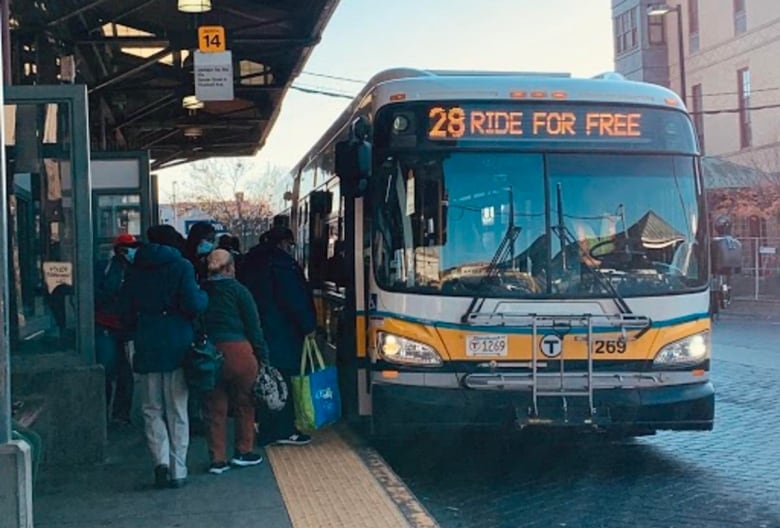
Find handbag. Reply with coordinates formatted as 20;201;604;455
253;364;289;411
183;317;223;393
291;335;341;431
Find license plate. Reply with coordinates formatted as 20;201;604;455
466;335;508;357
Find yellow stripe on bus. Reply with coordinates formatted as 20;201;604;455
368;316;710;362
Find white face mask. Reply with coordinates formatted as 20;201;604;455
125;247;138;263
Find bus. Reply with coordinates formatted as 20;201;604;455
279;68;712;437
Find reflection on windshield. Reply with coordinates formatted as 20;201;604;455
372;152;706;298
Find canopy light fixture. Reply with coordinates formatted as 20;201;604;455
183;126;204;138
182;95;204;110
178;0;212;13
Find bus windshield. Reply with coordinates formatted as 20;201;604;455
371;151;707;298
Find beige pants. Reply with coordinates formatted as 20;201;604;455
138;369;189;479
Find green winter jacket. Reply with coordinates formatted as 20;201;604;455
203;276;269;361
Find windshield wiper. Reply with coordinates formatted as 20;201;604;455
461;224;522;323
553;183;632;315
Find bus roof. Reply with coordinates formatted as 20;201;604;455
368;68;683;108
289;68;686;172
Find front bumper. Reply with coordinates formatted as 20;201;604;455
371;380;714;433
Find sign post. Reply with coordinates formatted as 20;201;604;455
0;16;9;445
194;25;234;102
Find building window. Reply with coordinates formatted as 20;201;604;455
688;0;700;53
734;0;747;34
648;12;665;45
691;84;705;153
737;68;752;149
614;8;638;55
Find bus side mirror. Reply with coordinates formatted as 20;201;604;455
335;140;371;197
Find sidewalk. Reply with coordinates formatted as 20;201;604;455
719;298;780;322
31;420;438;528
33;422;292;528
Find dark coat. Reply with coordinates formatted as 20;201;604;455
94;255;130;335
238;243;316;370
120;244;208;374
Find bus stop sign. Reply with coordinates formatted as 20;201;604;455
198;26;226;53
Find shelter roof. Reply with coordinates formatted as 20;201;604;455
11;0;339;169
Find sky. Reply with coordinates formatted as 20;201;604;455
157;0;615;199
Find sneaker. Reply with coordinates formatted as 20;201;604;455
169;478;187;489
154;464;169;489
231;452;264;467
208;462;231;475
275;433;312;446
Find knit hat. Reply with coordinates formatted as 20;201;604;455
113;233;139;248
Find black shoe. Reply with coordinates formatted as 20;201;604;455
275;433;312;446
230;452;264;467
208;462;232;475
154;464;169;489
169;478;187;489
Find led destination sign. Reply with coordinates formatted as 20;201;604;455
427;105;644;141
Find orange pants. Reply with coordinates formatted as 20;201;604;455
204;341;259;463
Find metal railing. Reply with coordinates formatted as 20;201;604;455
730;237;780;300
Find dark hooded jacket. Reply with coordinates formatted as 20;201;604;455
238;242;316;370
94;255;131;335
120;243;208;374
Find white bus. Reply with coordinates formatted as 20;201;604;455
281;68;712;437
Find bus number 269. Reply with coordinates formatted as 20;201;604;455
594;340;627;354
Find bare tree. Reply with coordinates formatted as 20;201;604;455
181;158;280;249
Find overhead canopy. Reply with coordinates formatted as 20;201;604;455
9;0;339;169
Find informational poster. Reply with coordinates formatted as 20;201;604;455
42;261;73;294
194;50;235;102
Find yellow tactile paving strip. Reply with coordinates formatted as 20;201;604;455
267;429;439;528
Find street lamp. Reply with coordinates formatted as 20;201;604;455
648;3;687;106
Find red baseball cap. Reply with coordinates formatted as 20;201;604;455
113;233;138;247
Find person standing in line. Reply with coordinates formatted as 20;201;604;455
202;249;268;474
185;222;217;285
94;233;140;425
120;224;208;489
239;226;316;446
183;221;217;435
218;234;244;273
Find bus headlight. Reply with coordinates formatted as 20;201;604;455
653;332;710;366
377;332;443;366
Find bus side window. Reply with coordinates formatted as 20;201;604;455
307;190;333;284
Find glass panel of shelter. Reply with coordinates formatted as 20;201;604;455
4;102;78;354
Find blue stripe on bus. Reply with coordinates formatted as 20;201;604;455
360;310;709;335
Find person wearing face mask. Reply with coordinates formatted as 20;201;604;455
120;224;208;489
94;233;140;425
239;226;317;446
185;222;218;285
183;222;218;436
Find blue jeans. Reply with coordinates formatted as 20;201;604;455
95;326;134;420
